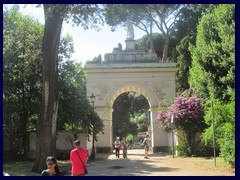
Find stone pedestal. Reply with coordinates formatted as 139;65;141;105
105;38;158;63
125;39;136;51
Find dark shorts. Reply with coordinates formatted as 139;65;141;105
145;146;149;151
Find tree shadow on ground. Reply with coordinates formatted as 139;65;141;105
86;157;179;176
59;149;176;176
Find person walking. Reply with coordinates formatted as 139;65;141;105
113;137;121;158
142;134;151;159
70;140;88;176
122;138;129;158
41;156;64;176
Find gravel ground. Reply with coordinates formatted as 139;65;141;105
85;149;235;176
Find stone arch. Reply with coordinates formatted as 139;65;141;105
108;81;158;108
86;63;178;154
108;82;157;150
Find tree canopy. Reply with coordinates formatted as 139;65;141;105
3;5;44;160
105;4;184;61
3;4;105;172
32;4;106;172
189;4;235;166
189;4;235;102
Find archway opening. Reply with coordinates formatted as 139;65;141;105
112;91;150;154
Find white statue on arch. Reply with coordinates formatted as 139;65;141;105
126;20;134;40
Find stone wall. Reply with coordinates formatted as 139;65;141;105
28;131;90;159
3;131;90;160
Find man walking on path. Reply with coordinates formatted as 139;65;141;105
122;138;129;158
70;140;88;176
113;137;121;158
142;134;151;159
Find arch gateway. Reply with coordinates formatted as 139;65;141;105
86;35;178;154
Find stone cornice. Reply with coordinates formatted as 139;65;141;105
86;63;178;73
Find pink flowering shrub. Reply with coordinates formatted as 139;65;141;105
155;93;205;132
155;90;207;156
171;95;205;132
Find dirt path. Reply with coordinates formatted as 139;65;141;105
86;149;235;176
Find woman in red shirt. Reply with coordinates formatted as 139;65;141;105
70;140;88;176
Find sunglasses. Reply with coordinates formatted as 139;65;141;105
47;163;56;166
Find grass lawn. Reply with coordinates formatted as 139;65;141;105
3;161;40;176
171;156;235;175
3;153;109;176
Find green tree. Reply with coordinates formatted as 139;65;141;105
189;4;235;102
131;113;149;132
86;54;102;64
3;5;44;160
189;4;235;165
113;93;133;139
175;35;193;94
148;4;183;62
135;32;177;60
105;4;184;62
58;34;75;62
202;91;235;167
171;4;215;44
127;92;149;115
58;34;104;138
58;60;104;141
32;4;104;172
105;4;156;53
3;5;104;166
172;4;216;94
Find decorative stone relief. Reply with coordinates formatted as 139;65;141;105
152;81;166;100
91;82;110;102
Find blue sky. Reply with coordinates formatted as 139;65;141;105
9;4;151;64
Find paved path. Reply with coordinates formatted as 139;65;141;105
86;149;234;176
87;149;157;176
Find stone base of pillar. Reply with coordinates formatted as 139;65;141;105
152;146;172;154
96;147;112;153
125;39;136;51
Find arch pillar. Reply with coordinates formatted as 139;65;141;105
94;106;113;153
150;106;169;152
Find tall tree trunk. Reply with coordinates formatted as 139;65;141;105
162;35;169;62
186;131;197;156
148;35;155;53
32;5;65;173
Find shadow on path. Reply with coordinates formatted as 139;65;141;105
87;149;179;176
